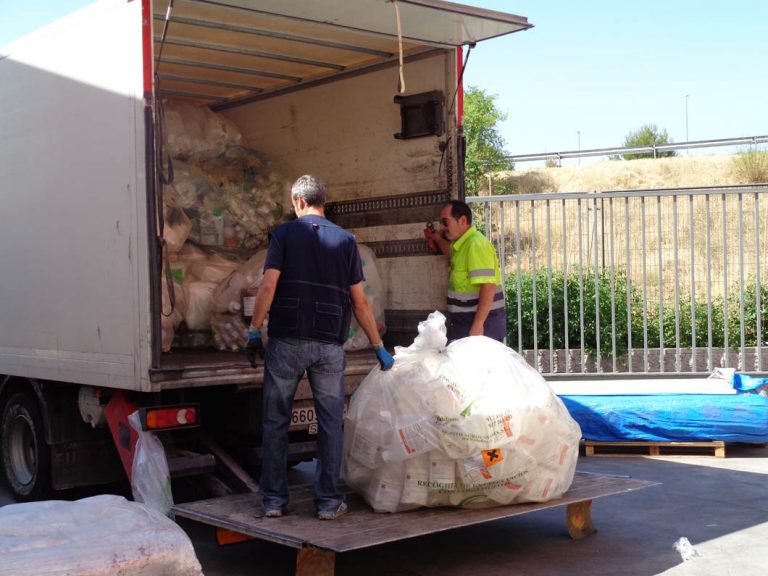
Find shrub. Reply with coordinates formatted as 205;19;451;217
505;268;644;357
736;280;768;346
732;147;768;183
611;124;676;160
646;280;767;348
506;271;768;354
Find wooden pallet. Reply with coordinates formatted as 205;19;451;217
173;472;657;576
585;440;726;458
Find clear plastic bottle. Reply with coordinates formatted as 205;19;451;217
673;537;699;561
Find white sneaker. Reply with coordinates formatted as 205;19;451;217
317;502;348;521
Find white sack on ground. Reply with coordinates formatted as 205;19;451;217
344;244;387;351
344;311;581;512
0;495;202;576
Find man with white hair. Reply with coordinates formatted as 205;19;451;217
246;174;394;520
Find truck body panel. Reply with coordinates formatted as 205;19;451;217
0;0;153;391
1;0;531;392
0;0;531;496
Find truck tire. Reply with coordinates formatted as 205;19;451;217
1;392;51;501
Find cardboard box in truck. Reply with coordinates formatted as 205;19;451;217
0;0;531;500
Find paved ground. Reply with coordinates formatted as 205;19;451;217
2;444;767;575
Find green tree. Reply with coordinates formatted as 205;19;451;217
463;86;513;195
613;123;677;160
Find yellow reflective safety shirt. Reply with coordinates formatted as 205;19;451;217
447;226;504;314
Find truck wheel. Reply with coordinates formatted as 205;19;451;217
1;392;51;501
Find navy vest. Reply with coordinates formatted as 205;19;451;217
265;215;362;344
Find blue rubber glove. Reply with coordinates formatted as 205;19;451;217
374;344;394;371
243;330;264;367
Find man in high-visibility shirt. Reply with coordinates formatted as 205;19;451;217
428;200;506;342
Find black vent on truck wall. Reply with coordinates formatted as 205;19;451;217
393;91;444;139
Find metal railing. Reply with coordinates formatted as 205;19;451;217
506;135;768;164
467;185;768;377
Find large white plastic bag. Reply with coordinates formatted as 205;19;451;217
344;244;387;351
186;252;240;283
210;249;267;351
343;311;582;512
0;494;202;576
128;411;174;518
164;99;242;159
162;99;290;251
183;280;217;331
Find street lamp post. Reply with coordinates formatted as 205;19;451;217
685;94;689;154
577;130;581;165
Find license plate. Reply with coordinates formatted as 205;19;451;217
289;401;349;435
290;404;318;435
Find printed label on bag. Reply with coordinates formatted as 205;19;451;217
481;448;504;468
242;296;256;317
402;459;429;505
396;420;433;455
460;454;494;484
429;457;455;484
350;431;380;468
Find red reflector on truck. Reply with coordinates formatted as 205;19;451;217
140;405;199;431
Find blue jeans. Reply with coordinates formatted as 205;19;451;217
260;337;346;513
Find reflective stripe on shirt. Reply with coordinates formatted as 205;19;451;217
447;285;505;313
468;268;496;278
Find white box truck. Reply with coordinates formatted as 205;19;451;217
0;0;530;500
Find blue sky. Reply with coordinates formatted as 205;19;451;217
461;0;768;158
2;0;766;160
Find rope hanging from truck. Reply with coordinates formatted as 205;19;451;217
438;44;474;185
389;0;406;94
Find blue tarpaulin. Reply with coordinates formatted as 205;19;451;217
559;393;768;443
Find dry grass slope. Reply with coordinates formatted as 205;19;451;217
481;154;768;302
496;154;751;194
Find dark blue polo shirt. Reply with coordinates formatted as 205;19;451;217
264;215;363;343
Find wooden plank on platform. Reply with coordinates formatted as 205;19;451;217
585;440;726;458
172;471;657;554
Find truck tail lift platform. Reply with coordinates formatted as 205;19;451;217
173;471;658;576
